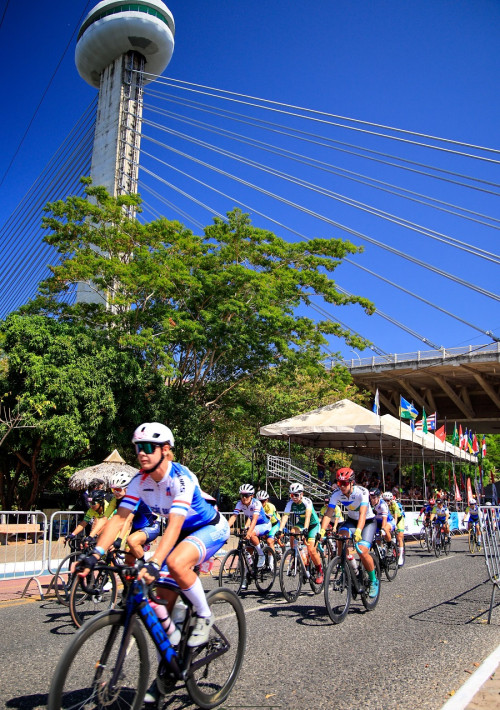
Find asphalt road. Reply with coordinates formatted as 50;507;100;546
0;535;499;710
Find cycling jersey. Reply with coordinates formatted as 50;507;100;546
129;498;158;531
320;504;344;522
284;496;320;528
466;504;479;521
372;499;394;523
232;497;270;525
432;504;449;521
389;500;405;521
262;501;280;525
419;504;433;517
83;498;117;524
121;463;217;533
328;485;375;521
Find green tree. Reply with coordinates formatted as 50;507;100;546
0;314;166;509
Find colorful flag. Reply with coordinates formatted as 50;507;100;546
453;473;462;501
451;422;459;447
435;425;446;442
372;389;380;416
415;408;428;433
472;434;479;456
481;435;487;458
459;424;464;450
467;430;474;455
466;477;473;503
426;412;437;430
399;396;418;420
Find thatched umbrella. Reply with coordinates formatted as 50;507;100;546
69;449;138;490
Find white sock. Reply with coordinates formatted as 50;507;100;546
182;576;211;618
255;544;263;556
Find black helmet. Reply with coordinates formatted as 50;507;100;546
369;488;381;497
91;489;106;504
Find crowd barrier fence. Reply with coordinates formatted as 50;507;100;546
0;511;48;598
479;504;500;623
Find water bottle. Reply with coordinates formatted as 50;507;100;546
150;601;181;645
171;598;188;629
300;545;309;566
347;553;358;573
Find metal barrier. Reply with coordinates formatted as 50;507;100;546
46;510;85;575
0;511;47;597
479;504;500;623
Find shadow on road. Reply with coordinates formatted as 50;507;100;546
409;579;500;626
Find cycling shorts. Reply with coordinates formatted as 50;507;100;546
130;520;161;543
395;517;405;533
267;521;280;539
254;521;272;538
339;517;377;551
156;515;230;586
290;522;320;541
377;519;395;532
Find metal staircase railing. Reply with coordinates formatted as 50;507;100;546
266;455;331;501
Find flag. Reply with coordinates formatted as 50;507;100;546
466;477;473;503
435;424;446;443
399;396;418;420
459;424;464;450
415;408;429;433
427;412;437;430
467;430;474;454
453;473;462;501
472;434;479;456
410;418;415;432
451;422;459;447
481;435;487;458
372;389;380;416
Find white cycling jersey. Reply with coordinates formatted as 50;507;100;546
328;484;375;521
232;498;270;525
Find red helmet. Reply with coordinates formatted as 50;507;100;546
429;498;435;505
336;467;355;484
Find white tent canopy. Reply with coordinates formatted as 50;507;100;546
259;399;474;463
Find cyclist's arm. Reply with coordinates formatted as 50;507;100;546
75;508;129;575
117;511;134;544
357;504;368;531
91;515;109;538
320;507;334;532
303;508;312;531
148;512;185;568
227;514;237;528
279;513;289;531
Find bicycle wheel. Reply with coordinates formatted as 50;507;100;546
324;556;351;624
54;553;79;606
384;542;398;582
425;527;431;552
254;546;277;595
185;587;246;710
443;533;451;556
69;568;118;628
468;528;477;554
419;527;427;549
309;545;326;594
218;550;244;594
434;530;441;557
360;553;381;611
279;548;302;602
48;610;149;710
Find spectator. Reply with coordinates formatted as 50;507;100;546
315;450;326;481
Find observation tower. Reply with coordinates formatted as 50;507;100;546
75;0;175;303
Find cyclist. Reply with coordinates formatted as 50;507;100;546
227;485;271;581
66;488;117;541
75;422;229;654
430;497;450;538
278;482;324;584
256;490;281;553
382;491;406;567
419;498;435;528
320;468;379;598
369;488;394;544
319;495;343;534
465;497;481;548
108;471;162;563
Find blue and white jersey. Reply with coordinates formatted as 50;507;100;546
432;504;449;521
372;499;393;523
328;484;375;521
120;462;217;533
232;497;270;525
129;499;157;531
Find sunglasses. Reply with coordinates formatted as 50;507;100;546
240;494;252;499
134;442;160;454
290;493;301;497
338;482;351;488
112;487;124;492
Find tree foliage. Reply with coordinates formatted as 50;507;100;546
4;184;375;506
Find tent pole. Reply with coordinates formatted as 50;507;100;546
422;445;427;500
399;417;402;487
379;420;385;491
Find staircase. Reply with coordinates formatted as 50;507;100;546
265;455;331;502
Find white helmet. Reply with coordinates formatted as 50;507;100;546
110;470;133;489
256;490;269;501
289;482;304;494
132;423;174;447
382;491;393;502
470;497;476;504
239;484;255;495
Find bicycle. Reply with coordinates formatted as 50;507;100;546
468;525;481;554
372;531;398;581
53;536;94;606
323;532;381;624
68;547;124;628
278;530;326;602
432;522;451;557
48;563;246;710
218;530;276;595
419;522;432;553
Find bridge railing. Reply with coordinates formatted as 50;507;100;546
341;342;500;369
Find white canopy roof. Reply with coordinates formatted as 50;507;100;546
259;399;474;462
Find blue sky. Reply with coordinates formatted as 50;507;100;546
1;0;499;361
